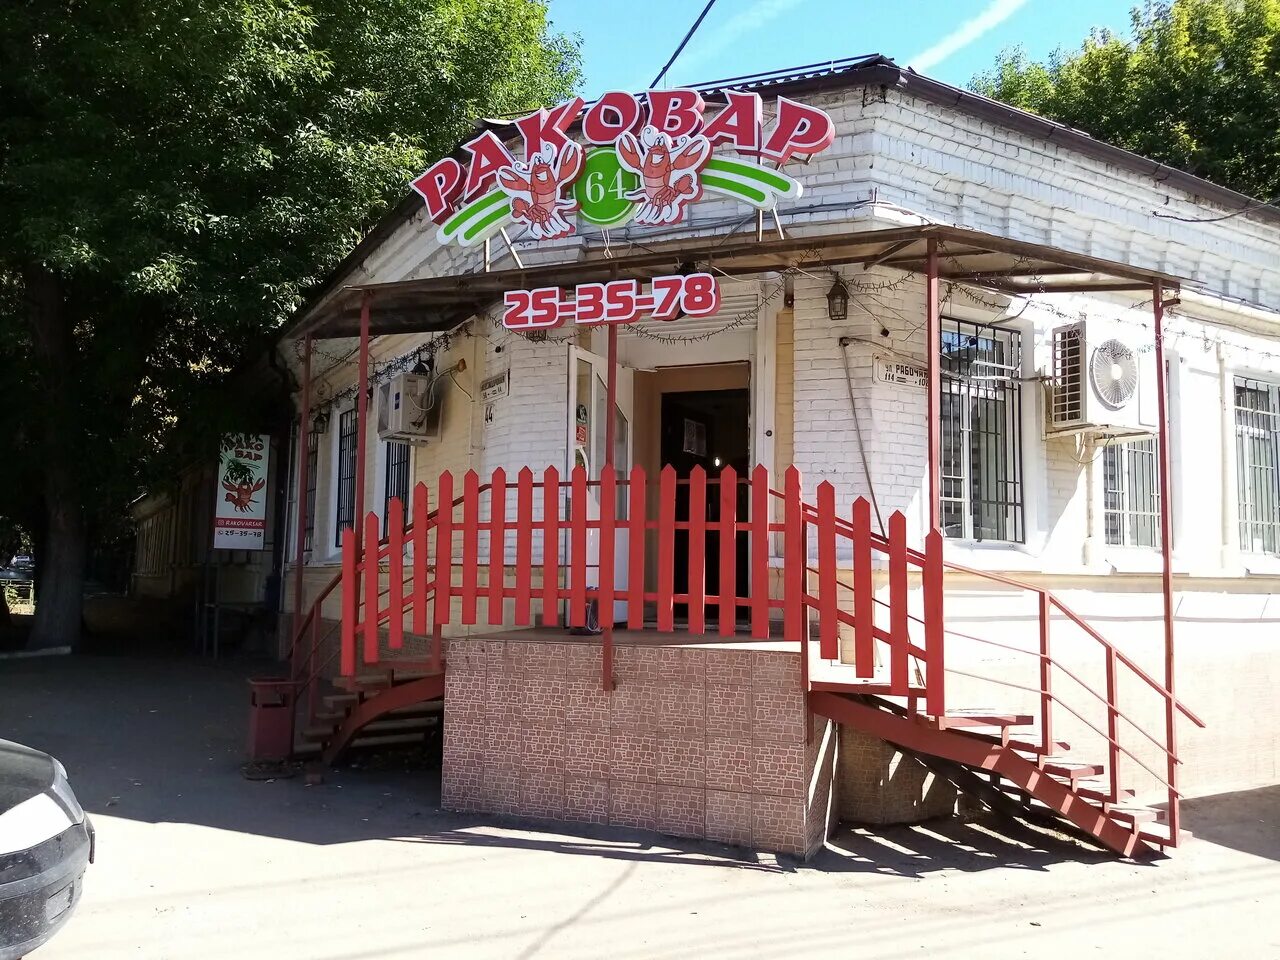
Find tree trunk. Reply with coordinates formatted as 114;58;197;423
23;265;87;650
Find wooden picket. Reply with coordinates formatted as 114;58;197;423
541;466;559;627
488;468;506;625
852;498;874;678
569;466;587;628
657;466;676;632
719;465;737;636
362;512;379;665
434;471;453;627
888;510;909;695
627;468;646;630
460;470;479;624
515;468;533;625
816;482;838;659
750;465;769;639
412;483;428;636
388;497;404;650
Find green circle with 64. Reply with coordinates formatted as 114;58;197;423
573;147;639;227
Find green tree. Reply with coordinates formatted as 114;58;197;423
0;1;580;648
970;0;1280;201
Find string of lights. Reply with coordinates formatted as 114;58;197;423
307;322;474;414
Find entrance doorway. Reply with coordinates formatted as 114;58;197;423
660;388;751;628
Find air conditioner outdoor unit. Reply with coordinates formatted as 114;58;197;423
376;372;444;444
1046;321;1158;438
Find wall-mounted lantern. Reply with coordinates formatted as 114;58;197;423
827;277;849;322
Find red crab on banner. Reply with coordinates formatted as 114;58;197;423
496;142;584;241
616;126;711;225
222;478;265;513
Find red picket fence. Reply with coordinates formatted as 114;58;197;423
339;464;947;714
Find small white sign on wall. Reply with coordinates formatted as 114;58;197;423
480;367;509;402
874;355;927;390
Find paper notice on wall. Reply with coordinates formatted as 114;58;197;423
214;433;270;550
682;418;707;456
874;355;927;390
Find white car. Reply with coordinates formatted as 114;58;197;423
0;741;92;960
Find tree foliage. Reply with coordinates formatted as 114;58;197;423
970;0;1280;201
0;0;580;645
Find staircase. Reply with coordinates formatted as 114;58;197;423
813;693;1173;856
295;664;444;765
281;463;1203;856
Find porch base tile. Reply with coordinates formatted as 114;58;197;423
440;640;827;859
564;777;610;825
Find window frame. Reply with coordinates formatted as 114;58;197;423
1233;376;1280;555
381;439;412;535
1102;437;1161;549
334;408;358;550
938;317;1026;543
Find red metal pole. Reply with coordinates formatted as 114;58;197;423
925;239;941;533
291;335;312;657
1152;281;1179;843
601;323;618;691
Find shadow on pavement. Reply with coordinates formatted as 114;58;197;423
1179;784;1280;862
3;651;1274;874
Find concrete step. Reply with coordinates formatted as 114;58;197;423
1040;759;1105;781
938;709;1034;730
1107;805;1162;827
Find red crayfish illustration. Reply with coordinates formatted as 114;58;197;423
617;126;711;225
497;142;584;240
222;479;265;513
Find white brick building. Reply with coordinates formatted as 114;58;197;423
277;56;1280;827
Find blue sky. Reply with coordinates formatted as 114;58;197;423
546;0;1138;95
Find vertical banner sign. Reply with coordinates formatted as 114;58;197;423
215;433;270;550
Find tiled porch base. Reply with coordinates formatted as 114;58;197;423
441;635;836;858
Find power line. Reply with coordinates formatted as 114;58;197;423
1153;194;1280;223
650;0;717;89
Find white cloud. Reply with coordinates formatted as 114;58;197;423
905;0;1029;73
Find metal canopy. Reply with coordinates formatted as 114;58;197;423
289;223;1182;340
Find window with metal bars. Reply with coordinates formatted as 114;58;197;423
334;409;357;548
383;441;411;535
1103;438;1160;547
939;318;1025;542
1234;377;1280;554
304;427;319;552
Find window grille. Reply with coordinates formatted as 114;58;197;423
939;318;1025;542
1103;438;1160;547
1051;323;1084;425
335;409;357;548
383;441;411;535
304;428;319;553
1234;377;1280;554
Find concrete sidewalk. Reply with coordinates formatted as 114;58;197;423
3;654;1277;959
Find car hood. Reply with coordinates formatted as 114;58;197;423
0;740;55;816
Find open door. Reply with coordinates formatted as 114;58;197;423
567;344;634;624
